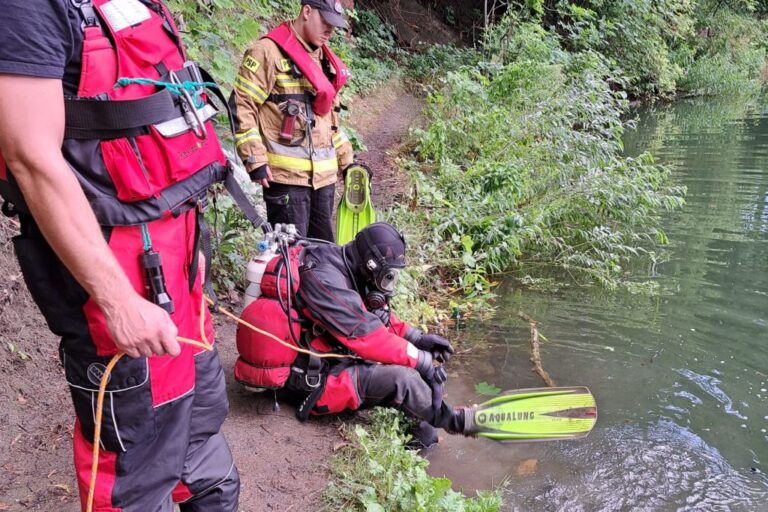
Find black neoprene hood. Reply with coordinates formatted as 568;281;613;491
354;222;406;270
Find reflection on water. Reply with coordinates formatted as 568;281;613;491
674;368;748;421
427;95;768;510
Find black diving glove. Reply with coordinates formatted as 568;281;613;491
415;350;447;386
415;333;454;363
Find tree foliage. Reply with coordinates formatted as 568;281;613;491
478;0;767;99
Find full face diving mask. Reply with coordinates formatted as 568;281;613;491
360;225;405;296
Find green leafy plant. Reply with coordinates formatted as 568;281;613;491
475;382;502;397
392;30;686;306
483;1;766;100
204;189;263;295
166;0;299;85
324;409;503;511
407;44;479;83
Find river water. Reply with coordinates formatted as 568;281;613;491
427;95;768;511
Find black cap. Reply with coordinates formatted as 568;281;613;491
301;0;349;30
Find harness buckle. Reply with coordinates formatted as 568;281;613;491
305;373;322;389
169;71;207;140
72;0;100;30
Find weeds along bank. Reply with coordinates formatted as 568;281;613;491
389;1;768;321
390;26;689;321
325;409;503;511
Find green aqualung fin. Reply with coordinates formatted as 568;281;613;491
469;386;597;442
336;163;376;245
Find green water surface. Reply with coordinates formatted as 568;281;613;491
427;95;768;511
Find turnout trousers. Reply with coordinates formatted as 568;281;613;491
263;182;336;242
12;211;239;511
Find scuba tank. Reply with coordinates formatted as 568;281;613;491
244;242;276;308
243;223;297;308
236;223;302;393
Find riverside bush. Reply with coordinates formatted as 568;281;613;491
677;10;767;96
392;39;686;308
487;1;766;99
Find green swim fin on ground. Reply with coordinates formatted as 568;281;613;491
467;386;597;442
336;163;376;245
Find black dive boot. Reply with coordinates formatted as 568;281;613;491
434;403;477;437
408;421;440;449
433;404;478;436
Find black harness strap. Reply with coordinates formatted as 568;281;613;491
223;171;269;233
198;211;217;301
266;93;308;104
295;361;327;422
64;90;181;139
189;205;216;306
189;211;202;293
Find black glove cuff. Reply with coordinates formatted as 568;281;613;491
248;164;269;182
415;350;433;377
405;327;423;344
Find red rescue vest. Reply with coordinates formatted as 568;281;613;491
235;246;304;390
264;22;349;116
0;0;228;226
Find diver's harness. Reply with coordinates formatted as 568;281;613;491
256;225;356;421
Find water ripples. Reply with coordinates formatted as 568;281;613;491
433;96;768;509
674;368;748;420
508;422;768;512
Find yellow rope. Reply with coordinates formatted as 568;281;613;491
86;351;124;512
206;296;353;360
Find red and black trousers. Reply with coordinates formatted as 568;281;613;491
289;360;462;433
13;211;239;511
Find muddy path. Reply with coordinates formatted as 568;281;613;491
0;81;424;511
348;78;425;210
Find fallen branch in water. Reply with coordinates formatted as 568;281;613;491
452;347;476;357
518;312;555;387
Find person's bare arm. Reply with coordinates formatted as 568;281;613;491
0;75;179;358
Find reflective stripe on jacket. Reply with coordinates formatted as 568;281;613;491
230;25;354;189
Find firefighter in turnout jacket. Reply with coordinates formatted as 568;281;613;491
236;223;474;445
230;0;354;242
